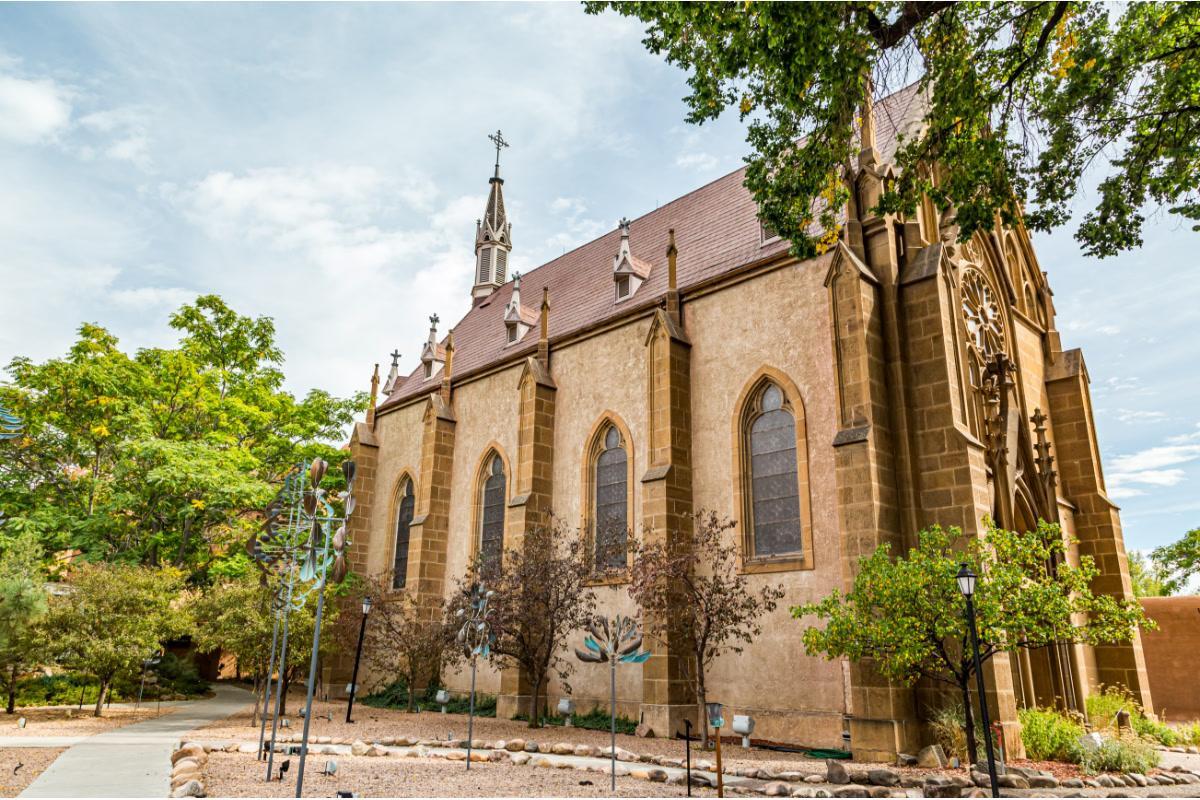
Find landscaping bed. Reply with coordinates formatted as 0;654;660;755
0;747;64;798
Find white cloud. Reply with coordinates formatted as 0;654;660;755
1064;318;1121;336
1107;436;1200;496
539;196;609;259
0;73;72;143
108;287;195;310
676;151;719;172
1114;408;1167;424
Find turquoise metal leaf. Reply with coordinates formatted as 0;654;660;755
619;650;652;664
584;636;601;653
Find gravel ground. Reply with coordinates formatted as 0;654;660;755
1;706;174;737
202;751;717;798
191;693;825;774
0;748;65;798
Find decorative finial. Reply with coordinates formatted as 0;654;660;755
667;229;678;291
619;217;631;236
389;349;401;368
429;313;440;329
488;129;509;179
513;271;521;289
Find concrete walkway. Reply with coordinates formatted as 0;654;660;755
19;683;252;798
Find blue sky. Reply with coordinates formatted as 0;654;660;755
1;3;1197;555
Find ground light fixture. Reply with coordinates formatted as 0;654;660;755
706;702;725;798
956;562;999;799
732;714;755;749
557;697;575;726
436;689;451;713
346;595;372;724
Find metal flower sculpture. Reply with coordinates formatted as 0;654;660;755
575;614;652;790
0;405;23;441
249;457;357;798
455;583;494;770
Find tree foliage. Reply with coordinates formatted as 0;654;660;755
450;518;597;728
1127;549;1170;598
794;521;1151;761
627;511;784;746
0;295;363;576
1150;526;1200;594
586;2;1200;259
41;562;186;716
0;527;48;713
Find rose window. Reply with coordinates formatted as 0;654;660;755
961;268;1005;357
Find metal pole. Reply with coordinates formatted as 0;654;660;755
78;685;84;711
259;606;282;760
136;661;147;710
346;609;368;723
684;719;692;797
466;659;477;770
265;572;295;781
609;657;617;792
296;524;333;798
967;596;1000;798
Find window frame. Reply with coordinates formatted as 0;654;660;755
390;474;416;590
580;414;634;583
732;369;815;573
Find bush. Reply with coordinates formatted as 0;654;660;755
151;653;209;698
516;707;638;735
14;674;129;707
1175;721;1200;746
1018;707;1085;762
1078;734;1160;775
1085;685;1176;746
361;679;497;717
926;702;994;764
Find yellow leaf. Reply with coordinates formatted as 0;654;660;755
191;499;206;510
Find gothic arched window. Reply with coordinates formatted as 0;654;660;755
478;453;506;576
743;381;803;559
592;425;628;570
392;477;415;590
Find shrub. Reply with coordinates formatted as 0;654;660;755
516;707;638;735
361;679;496;717
14;674;129;707
1085;685;1176;746
1077;734;1160;775
1132;715;1178;747
1175;721;1200;746
1018;707;1084;762
927;702;994;763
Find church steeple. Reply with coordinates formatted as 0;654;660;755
473;130;513;304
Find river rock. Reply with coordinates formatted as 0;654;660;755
551;742;575;755
510;752;531;765
350;739;369;756
764;782;791;796
1027;775;1059;788
574;744;596;757
170;780;204;798
826;759;850;784
869;769;900;787
833;786;869;798
647;769;668;783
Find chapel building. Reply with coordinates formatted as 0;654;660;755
336;84;1152;758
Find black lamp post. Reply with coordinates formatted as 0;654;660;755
957;563;999;799
345;596;372;724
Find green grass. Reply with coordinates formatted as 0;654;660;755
1086;685;1178;747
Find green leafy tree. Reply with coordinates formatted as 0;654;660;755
794;521;1151;762
189;574;276;724
42;562;186;716
587;2;1200;259
1128;550;1170;598
1151;527;1200;594
0;295;363;574
0;528;49;713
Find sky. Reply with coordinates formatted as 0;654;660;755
1;3;1197;556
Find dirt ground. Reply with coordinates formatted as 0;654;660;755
202;751;717;798
0;747;64;798
1;706;174;738
191;692;825;775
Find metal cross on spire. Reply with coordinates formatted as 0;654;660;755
389;349;401;367
488;129;509;177
429;313;440;328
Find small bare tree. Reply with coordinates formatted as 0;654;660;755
450;517;596;728
338;573;457;711
628;510;785;746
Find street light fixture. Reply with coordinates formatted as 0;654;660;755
345;595;372;724
956;563;999;799
706;702;725;798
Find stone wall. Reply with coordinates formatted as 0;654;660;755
1139;596;1200;721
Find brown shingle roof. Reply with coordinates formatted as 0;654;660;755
380;82;926;411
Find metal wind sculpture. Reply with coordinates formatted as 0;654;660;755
455;582;494;770
0;405;22;441
575;614;652;791
247;457;356;798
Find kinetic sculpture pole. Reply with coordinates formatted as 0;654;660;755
455;583;494;771
575;615;651;791
246;458;356;796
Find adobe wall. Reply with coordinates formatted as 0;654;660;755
1139;596;1200;720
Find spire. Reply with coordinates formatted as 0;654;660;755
420;314;445;380
537;286;550;367
366;363;380;426
473;130;513;303
611;216;650;301
440;330;455;402
859;74;879;170
666;228;681;322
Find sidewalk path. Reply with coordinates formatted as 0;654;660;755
19;683;252;798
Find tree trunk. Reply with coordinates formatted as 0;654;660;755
527;673;543;729
251;672;261;727
960;679;978;766
280;669;290;715
176;517;191;566
6;665;17;714
696;662;710;749
94;678;110;718
407;668;417;713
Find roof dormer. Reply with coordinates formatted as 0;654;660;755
612;217;650;302
503;272;538;345
420;314;446;381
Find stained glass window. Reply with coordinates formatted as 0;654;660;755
392;478;415;589
479;455;506;575
748;382;802;557
594;426;627;569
